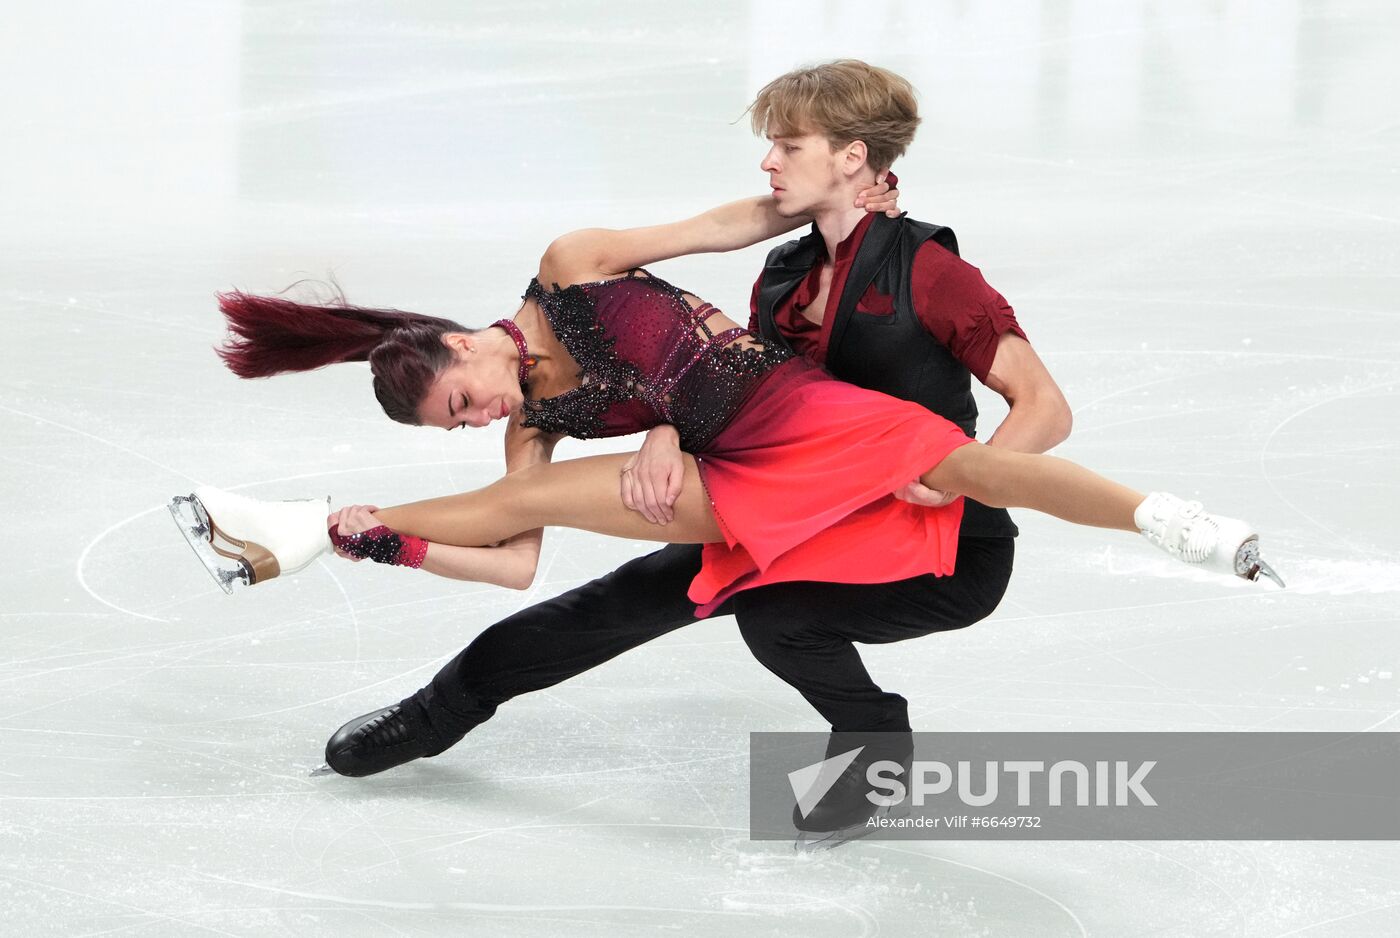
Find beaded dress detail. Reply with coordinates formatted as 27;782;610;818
514;269;975;620
519;271;793;452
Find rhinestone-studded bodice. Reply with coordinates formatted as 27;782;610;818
519;271;794;452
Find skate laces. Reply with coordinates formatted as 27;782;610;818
1145;498;1220;565
356;706;413;748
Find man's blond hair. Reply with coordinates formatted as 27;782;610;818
748;59;920;172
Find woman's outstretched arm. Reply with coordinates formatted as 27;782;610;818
487;418;562;585
541;180;896;280
336;420;565;589
332;504;538;589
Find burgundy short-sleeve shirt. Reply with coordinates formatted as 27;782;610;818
749;213;1027;383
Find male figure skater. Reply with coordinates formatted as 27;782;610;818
322;60;1071;842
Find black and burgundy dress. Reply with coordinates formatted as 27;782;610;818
519;270;974;618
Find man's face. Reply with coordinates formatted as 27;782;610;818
759;132;843;217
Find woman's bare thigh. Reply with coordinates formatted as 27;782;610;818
513;451;724;544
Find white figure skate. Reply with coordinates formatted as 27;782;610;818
169;486;331;592
1134;492;1284;586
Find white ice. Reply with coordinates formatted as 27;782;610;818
2;1;1399;935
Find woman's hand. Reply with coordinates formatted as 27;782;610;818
855;171;901;218
328;504;382;559
893;480;960;508
621;425;684;524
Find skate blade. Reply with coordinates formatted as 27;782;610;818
309;763;337;778
793;803;906;852
1236;537;1285;588
794;823;882;852
1248;558;1286;589
168;493;250;594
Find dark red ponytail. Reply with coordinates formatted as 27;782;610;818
215;288;474;425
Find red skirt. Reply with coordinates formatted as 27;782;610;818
688;357;975;617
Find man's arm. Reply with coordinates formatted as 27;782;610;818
911;246;1070;454
981;333;1072;453
897;248;1071;506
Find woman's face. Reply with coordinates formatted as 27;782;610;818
416;334;523;431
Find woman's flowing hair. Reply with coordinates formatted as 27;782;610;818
215;282;474;425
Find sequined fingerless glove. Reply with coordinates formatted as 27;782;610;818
330;524;429;569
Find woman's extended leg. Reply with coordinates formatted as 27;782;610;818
373;443;1144;550
923;443;1144;531
330;435;1273;585
372;453;725;547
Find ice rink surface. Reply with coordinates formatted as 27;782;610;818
2;0;1399;934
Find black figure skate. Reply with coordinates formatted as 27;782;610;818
310;704;438;778
791;732;913;852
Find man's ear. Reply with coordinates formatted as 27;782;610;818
842;140;869;176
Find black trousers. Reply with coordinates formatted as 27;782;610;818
405;536;1013;751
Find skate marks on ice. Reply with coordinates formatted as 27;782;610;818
1080;545;1400;596
1253;374;1400;597
705;833;1087;937
1052;341;1400;595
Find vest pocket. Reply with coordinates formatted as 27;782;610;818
853;285;897;320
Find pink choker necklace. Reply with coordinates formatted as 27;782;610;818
492;319;538;387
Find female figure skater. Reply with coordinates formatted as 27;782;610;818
170;192;1282;613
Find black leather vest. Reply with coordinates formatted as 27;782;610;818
755;213;1018;538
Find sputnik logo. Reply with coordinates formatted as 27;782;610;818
787;746;865;819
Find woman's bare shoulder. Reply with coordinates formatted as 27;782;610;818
536;229;614;287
